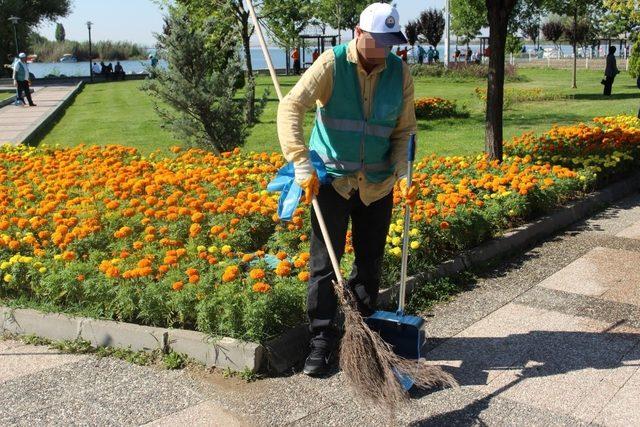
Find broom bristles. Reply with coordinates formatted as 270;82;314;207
333;280;457;410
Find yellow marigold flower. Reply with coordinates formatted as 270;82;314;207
3;274;12;282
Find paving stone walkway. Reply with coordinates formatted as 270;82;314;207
0;84;78;145
2;192;640;426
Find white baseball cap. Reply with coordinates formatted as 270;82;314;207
359;3;408;46
18;52;26;58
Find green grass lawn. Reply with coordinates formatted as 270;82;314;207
0;91;14;101
38;68;639;158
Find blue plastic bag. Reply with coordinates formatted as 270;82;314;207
267;151;330;222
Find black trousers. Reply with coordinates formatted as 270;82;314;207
603;75;615;96
307;184;393;335
16;80;34;105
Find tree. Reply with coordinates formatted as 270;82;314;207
0;0;71;76
405;20;419;47
541;20;564;48
563;18;592;54
314;0;364;40
544;0;599;89
484;0;519;161
451;0;486;47
630;39;640;78
511;1;545;47
175;0;266;125
604;0;640;24
505;34;523;55
261;0;315;75
418;9;446;49
142;6;267;155
55;23;65;42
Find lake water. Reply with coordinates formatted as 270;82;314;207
26;44;616;78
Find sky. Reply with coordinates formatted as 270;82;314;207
38;0;447;46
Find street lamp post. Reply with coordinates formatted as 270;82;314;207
87;21;93;83
444;0;450;67
8;16;20;55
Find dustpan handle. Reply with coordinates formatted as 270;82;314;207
247;0;345;286
398;134;416;314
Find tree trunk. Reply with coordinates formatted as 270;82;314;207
485;1;513;162
241;16;256;125
572;8;578;89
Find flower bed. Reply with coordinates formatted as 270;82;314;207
0;116;638;343
474;87;571;109
414;97;469;120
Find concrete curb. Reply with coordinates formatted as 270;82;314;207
0;94;16;108
16;81;85;146
0;307;266;372
377;172;640;306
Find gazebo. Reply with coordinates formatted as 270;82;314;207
298;34;339;70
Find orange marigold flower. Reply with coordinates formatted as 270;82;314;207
222;265;239;282
172;281;184;291
188;275;200;284
298;271;310;281
252;282;271;293
249;268;266;280
275;261;292;277
62;251;75;261
440;221;450;230
276;251;287;260
191;212;204;223
76;274;85;281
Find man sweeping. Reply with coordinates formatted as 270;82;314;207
277;2;417;377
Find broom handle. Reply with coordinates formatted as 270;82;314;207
246;0;283;101
398;134;416;314
247;0;345;284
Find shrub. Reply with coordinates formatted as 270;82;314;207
414;97;469;120
474;86;571;109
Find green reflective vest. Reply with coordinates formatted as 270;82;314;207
309;44;404;183
14;61;27;81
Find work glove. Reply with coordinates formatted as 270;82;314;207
398;177;418;207
295;162;320;205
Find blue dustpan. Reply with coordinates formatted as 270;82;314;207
365;134;424;391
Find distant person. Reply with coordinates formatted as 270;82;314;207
454;48;460;62
100;61;107;76
602;46;619;96
400;46;409;62
150;55;159;68
466;47;472;63
291;47;300;75
417;45;426;64
114;62;125;80
92;62;101;75
106;62;114;80
13;53;36;107
427;46;435;64
312;49;319;63
433;48;440;63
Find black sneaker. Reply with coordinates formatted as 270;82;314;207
303;333;336;377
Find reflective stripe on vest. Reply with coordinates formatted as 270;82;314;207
315;110;395;140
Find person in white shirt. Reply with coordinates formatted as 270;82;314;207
13;53;35;107
92;62;101;75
